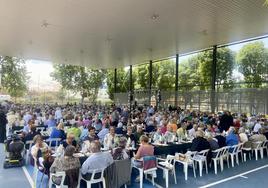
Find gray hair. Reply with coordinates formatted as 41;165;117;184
90;141;101;153
65;145;76;157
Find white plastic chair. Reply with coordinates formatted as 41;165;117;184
211;148;223;174
229;144;240;167
261;140;268;157
157;155;177;188
25;140;34;165
253;141;264;160
46;138;61;150
220;146;230;170
132;156;158;188
78;168;106;188
49;171;68;188
192;149;210;177
242;142;252;162
174;151;196;180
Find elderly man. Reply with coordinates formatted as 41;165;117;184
189;124;198;138
81;141;114;175
249;128;267;149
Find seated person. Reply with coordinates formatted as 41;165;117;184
125;126;136;148
207;134;219;154
115;121;124;135
94;119;103;133
97;121;109;143
214;130;226;148
226;127;239;148
61;133;77;149
81;141;114;176
31;135;49;160
83;127;99;142
152;127;163;143
66;123;81;141
167;119;177;133
164;126;176;143
50;145;81;188
50;122;66;141
190;130;210;152
238;127;248;143
249;128;267;149
134;125;144;144
134;135;154;160
23;124;40;146
103;126;118;149
112;137;129;160
188;124;198;139
177;123;187;140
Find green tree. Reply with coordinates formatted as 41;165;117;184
106;68;130;99
51;64;105;103
0;56;28;99
134;64;159;89
156;60;175;90
237;41;268;88
197;47;235;90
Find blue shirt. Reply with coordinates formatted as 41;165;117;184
50;128;66;140
97;128;109;142
46;119;57;128
81;152;113;174
226;133;239;146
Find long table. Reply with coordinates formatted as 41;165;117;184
154;142;192;156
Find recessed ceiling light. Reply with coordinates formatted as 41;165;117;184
151;14;160;20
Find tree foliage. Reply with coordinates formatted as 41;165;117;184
0;56;28;98
237;41;268;88
51;64;105;103
179;47;235;90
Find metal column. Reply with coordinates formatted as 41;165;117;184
149;61;153;106
129;65;133;111
175;54;179;107
211;45;217;113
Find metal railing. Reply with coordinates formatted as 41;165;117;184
114;88;268;114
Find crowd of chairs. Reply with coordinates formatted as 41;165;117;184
134;140;268;188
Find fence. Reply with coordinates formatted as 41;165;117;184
114;88;268;114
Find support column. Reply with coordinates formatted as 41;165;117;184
175;54;179;107
114;68;117;93
129;65;133;111
149;61;153;106
211;45;217;113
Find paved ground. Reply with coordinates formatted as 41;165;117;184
0;144;31;188
1;143;268;188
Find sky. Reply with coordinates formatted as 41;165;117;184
26;37;268;91
26;60;60;91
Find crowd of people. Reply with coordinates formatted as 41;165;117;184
0;101;268;187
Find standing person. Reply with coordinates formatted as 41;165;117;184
0;109;7;143
219;111;233;132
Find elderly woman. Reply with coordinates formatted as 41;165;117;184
50;145;81;188
238;127;248;143
112;137;129;160
31;135;49;159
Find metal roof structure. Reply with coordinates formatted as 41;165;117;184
0;0;268;68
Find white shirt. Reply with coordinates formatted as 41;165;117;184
188;128;196;138
239;133;248;143
81;152;114;174
253;123;262;133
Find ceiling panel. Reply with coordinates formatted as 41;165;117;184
0;0;268;68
